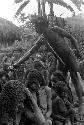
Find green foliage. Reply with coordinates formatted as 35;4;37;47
14;0;75;18
0;17;22;46
0;26;36;70
70;0;84;11
1;13;84;71
15;0;84;20
65;14;84;59
15;0;23;4
47;0;74;12
15;0;30;17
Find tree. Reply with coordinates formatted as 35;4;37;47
37;0;41;16
0;18;21;46
14;0;84;27
15;0;23;3
70;0;84;11
15;0;30;17
14;0;83;17
42;0;46;17
15;0;42;17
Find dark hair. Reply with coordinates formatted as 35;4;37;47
33;60;44;70
25;69;46;88
51;70;66;82
54;81;67;95
0;80;24;119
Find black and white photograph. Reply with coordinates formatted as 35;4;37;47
0;0;84;125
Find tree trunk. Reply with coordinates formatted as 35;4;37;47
49;1;54;26
50;2;53;16
42;0;46;18
37;0;41;16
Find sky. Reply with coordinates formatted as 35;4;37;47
0;0;84;26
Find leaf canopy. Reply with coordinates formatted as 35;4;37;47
15;0;84;17
47;0;74;12
15;0;30;17
15;0;24;4
70;0;84;11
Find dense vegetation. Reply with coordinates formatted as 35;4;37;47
65;14;84;60
0;13;84;69
0;17;22;46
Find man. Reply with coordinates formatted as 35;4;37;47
31;16;83;112
0;79;47;125
33;60;47;84
52;80;76;125
51;70;73;104
25;69;52;125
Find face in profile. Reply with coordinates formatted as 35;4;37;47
31;79;40;92
51;74;59;87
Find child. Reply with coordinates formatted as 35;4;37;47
52;80;76;125
24;69;52;125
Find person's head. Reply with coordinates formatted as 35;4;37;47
53;81;68;99
25;69;46;92
51;70;66;87
31;16;49;34
47;52;54;62
33;60;45;72
36;53;41;61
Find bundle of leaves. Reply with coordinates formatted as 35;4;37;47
0;80;25;120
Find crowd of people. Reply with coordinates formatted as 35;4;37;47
0;16;84;125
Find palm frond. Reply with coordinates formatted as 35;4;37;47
15;0;24;4
15;0;30;17
47;0;74;12
70;0;84;11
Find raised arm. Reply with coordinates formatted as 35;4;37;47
13;34;65;68
13;34;45;67
45;86;52;118
23;86;46;125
